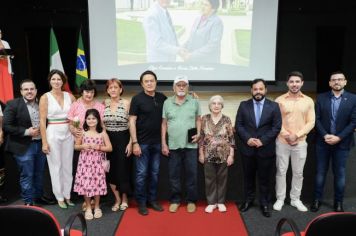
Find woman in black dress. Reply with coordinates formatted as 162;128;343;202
103;78;132;211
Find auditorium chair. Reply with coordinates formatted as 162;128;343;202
0;205;87;236
274;212;356;236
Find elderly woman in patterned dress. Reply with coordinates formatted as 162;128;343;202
199;95;235;213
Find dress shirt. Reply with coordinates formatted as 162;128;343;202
275;92;315;144
253;98;265;127
330;91;343;134
24;98;41;140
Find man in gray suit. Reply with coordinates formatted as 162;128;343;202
143;0;182;62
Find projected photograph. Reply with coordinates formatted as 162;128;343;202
115;0;253;66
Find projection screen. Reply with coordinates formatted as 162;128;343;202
88;0;279;82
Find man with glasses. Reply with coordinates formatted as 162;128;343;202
3;80;47;206
311;71;356;212
161;75;201;213
129;70;167;215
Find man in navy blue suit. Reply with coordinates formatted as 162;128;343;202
235;78;282;217
311;71;356;212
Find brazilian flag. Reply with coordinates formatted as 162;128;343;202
75;30;88;87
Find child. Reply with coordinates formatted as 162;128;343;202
74;109;112;220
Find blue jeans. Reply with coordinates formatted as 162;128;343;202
168;148;198;203
135;143;161;205
314;144;349;202
14;141;46;204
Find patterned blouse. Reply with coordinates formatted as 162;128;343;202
103;99;129;132
200;114;235;163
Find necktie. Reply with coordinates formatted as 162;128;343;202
165;10;177;44
330;96;340;134
255;102;261;127
166;10;173;27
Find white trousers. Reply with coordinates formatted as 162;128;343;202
46;124;74;201
275;139;307;201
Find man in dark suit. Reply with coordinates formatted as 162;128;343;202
311;71;356;212
3;80;51;206
235;78;282;217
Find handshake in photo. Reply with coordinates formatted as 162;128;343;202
178;48;192;61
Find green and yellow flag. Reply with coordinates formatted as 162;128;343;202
75;30;88;87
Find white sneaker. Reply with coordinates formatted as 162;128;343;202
217;203;227;212
291;200;308;212
273;200;284;211
205;204;217;213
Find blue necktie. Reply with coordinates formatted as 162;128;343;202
255;102;261;127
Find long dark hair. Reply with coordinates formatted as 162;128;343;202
83;108;103;133
47;69;67;90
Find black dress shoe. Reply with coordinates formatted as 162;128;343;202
148;201;164;212
138;205;149;216
239;202;253;212
261;206;271;217
310;200;321;212
334;202;344;212
0;195;8;204
35;196;56;205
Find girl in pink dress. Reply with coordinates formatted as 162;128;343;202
74;109;112;220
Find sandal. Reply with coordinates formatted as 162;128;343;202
58;201;67;209
112;203;120;212
85;209;93;220
94;208;103;219
82;202;87;212
65;199;75;207
120;202;129;211
82;200;94;211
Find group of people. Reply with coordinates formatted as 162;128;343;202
0;69;355;221
237;71;356;218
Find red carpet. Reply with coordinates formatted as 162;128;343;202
115;201;248;236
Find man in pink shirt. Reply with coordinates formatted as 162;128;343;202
273;71;315;212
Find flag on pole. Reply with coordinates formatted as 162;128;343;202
0;49;14;103
49;28;71;92
75;30;88;88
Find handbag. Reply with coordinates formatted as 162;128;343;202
102;156;110;173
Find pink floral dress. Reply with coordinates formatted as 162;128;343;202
73;132;107;197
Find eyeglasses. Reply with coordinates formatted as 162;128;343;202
21;88;36;92
176;83;187;88
330;78;345;83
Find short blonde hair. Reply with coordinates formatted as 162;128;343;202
208;95;224;111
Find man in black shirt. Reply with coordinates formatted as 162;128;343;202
129;70;166;215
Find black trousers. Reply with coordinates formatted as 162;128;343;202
241;154;275;206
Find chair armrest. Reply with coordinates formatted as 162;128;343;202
274;218;301;236
63;212;87;236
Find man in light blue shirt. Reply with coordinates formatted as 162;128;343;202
143;0;181;62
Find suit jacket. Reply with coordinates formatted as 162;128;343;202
3;97;34;155
143;2;179;62
184;13;223;63
235;98;282;157
315;90;356;149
